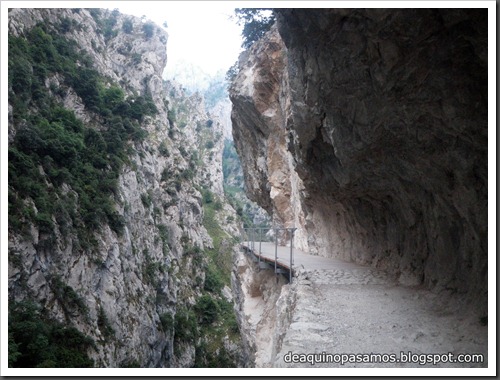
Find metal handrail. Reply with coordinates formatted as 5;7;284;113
242;226;297;282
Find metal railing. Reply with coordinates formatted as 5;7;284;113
242;226;297;282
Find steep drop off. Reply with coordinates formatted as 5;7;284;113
8;8;243;368
230;9;487;310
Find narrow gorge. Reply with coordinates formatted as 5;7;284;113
6;7;489;371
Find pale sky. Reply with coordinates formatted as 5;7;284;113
115;2;243;78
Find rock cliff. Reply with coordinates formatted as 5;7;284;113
231;249;290;366
230;9;487;308
8;8;242;367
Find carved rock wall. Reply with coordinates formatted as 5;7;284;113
230;9;487;307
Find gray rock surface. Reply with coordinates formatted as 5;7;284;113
231;249;290;367
8;8;241;367
230;9;487;311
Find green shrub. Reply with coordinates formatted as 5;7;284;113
101;14;118;41
88;8;102;22
141;193;152;208
142;22;155;39
181;168;194;181
194;342;234;368
122;19;133;34
102;86;124;108
174;308;197;342
8;300;94;367
202;189;214;204
49;275;88;316
97;307;115;338
157;224;170;255
158;141;170;157
204;266;224;294
159;312;174;332
142;253;161;286
194;295;219;325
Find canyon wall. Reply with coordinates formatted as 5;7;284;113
8;8;242;367
231;249;292;367
230;9;487;307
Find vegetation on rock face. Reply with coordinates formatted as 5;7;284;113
8;16;160;368
163;186;242;367
8;300;95;368
8;23;157;247
8;10;244;368
142;22;155;39
234;8;275;49
177;188;241;368
227;8;276;82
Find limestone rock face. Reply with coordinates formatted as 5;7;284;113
230;9;487;307
8;8;167;99
8;8;241;367
230;26;309;249
231;249;290;367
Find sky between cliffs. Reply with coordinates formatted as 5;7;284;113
115;1;243;79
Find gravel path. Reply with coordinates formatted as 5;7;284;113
242;243;488;369
273;268;488;368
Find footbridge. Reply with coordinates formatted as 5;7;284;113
241;227;367;282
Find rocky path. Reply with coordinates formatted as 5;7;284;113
242;243;488;369
273;267;488;368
